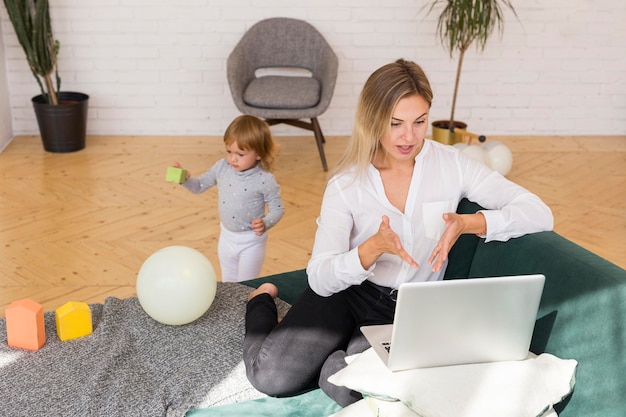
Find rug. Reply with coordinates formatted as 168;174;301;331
0;282;291;417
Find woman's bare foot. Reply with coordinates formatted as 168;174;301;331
247;283;278;301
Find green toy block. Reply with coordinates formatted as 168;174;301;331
166;166;187;184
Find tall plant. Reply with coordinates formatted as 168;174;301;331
3;0;60;104
427;0;516;126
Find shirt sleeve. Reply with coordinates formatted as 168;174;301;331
261;175;285;230
306;177;375;297
181;160;220;194
460;155;554;242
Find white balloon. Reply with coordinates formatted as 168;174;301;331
136;246;217;325
461;144;489;166
452;143;468;151
482;141;513;176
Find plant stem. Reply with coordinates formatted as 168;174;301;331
449;47;466;125
44;73;58;105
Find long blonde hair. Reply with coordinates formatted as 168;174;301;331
224;115;277;172
332;59;433;178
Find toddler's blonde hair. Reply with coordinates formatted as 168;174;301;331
224;115;277;172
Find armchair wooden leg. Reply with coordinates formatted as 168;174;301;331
265;117;329;172
311;117;328;172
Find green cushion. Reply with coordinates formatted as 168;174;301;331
444;233;480;280
242;271;309;305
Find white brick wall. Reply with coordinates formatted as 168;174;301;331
1;0;625;139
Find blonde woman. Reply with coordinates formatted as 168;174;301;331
243;59;553;406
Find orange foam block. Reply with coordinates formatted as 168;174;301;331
55;301;93;342
5;298;46;350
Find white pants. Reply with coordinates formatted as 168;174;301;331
218;223;268;282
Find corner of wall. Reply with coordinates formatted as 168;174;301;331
0;20;14;152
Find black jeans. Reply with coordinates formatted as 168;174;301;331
243;281;396;406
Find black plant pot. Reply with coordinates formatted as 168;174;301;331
32;92;89;153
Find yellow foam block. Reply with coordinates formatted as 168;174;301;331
166;166;187;184
55;301;93;342
6;298;46;350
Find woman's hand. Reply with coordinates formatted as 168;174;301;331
359;215;419;270
428;213;464;272
428;212;486;272
251;218;266;236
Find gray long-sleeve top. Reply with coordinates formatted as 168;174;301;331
183;158;284;233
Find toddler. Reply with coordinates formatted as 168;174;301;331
176;115;284;282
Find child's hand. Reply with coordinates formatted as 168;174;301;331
173;162;191;180
251;218;266;236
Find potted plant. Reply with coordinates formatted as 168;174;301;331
3;0;88;152
426;0;516;144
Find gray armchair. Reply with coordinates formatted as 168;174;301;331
227;18;339;171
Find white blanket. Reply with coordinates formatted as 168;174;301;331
328;348;577;417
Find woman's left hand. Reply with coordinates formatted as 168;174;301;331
428;212;487;272
428;212;465;272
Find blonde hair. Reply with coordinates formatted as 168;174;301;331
224;115;277;172
332;59;433;178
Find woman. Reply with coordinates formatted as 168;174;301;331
243;59;553;406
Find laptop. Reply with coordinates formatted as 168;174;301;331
360;274;545;371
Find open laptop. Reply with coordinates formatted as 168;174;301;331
360;274;545;371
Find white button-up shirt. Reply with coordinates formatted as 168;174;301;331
307;140;553;296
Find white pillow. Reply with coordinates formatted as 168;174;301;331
328;348;577;417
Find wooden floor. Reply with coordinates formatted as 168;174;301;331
1;134;625;317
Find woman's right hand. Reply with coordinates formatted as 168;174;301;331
358;215;419;270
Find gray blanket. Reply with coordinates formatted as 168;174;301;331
0;283;291;417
